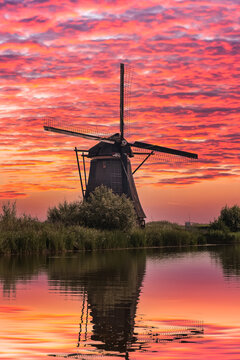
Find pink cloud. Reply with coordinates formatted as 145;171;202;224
0;0;239;220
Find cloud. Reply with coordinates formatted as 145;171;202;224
0;191;27;199
0;305;28;313
0;0;239;210
158;172;236;185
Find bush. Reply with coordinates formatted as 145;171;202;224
47;200;81;226
79;185;137;231
211;205;240;232
47;186;137;231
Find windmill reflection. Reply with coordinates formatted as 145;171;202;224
47;250;204;359
48;250;146;356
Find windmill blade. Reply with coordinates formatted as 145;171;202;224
120;63;134;139
120;63;124;139
44;124;109;142
43;118;115;144
130;141;198;159
124;64;134;137
131;148;196;172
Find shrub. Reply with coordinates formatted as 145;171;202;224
79;185;137;231
47;187;137;231
47;200;81;226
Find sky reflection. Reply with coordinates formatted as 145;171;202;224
0;247;240;359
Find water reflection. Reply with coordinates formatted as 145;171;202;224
48;251;146;354
1;246;240;358
1;246;240;296
0;255;45;297
210;244;240;278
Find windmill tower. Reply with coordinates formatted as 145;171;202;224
44;63;198;226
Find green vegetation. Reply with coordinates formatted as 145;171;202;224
210;205;240;232
206;205;240;244
47;200;81;226
78;185;137;231
47;185;137;231
0;196;240;255
0;201;203;255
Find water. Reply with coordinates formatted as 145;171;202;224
0;246;240;359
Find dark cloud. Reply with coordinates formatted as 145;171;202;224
0;54;24;61
177;123;225;130
0;191;26;199
57;19;95;32
20;16;47;23
163;106;240;115
124;5;164;22
1;86;21;93
159;172;235;185
156;90;232;99
0;1;20;7
29;0;52;4
222;134;240;141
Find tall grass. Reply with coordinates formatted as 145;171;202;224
0;202;237;256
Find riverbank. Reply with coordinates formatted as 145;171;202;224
0;217;239;255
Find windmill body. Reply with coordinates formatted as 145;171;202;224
86;133;145;220
44;63;198;226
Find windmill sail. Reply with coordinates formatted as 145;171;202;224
120;63;124;139
120;63;133;139
43;118;115;144
130;141;198;159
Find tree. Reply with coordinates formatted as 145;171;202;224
79;185;137;231
219;205;240;232
212;205;240;232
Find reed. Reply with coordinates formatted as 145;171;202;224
0;222;203;255
0;202;237;255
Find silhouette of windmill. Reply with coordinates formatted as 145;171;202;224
47;251;204;360
44;63;198;226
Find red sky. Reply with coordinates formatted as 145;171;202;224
0;0;239;223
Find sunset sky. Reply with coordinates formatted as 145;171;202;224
0;0;239;223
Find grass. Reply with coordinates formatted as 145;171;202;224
0;218;206;255
0;202;238;255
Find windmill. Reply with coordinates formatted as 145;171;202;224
44;63;198;227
